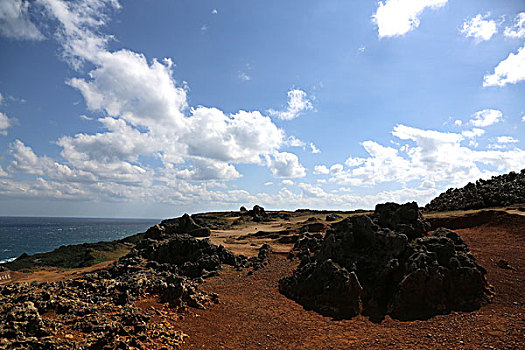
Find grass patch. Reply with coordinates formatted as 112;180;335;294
3;241;131;272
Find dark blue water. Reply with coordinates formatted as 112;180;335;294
0;217;159;263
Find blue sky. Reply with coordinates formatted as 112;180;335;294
0;0;524;218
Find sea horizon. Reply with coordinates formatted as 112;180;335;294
0;216;159;263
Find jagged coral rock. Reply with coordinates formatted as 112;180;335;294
279;202;492;322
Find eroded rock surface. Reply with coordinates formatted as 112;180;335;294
279;202;493;322
425;169;525;212
0;226;271;349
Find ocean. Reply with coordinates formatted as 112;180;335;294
0;217;159;263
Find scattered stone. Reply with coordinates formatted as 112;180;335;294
326;213;343;222
495;259;516;271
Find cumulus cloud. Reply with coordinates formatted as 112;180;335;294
496;136;518;143
461;128;485;139
328;124;525;189
171;158;241;181
0;112;12;135
3;0;311;210
281;179;294;186
309;143;321;154
483;43;525;87
36;0;301;183
285;136;305;147
313;165;329;175
460;13;498;42
268;89;313;120
211;9;218;15
266;152;306;178
330;163;344;175
0;0;44;40
504;12;525;39
372;0;448;38
299;183;326;198
469;109;503;127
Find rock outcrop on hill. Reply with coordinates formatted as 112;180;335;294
0;216;271;349
156;213;211;237
425;169;525;212
279;202;493;322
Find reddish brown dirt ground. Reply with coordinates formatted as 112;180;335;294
175;212;524;350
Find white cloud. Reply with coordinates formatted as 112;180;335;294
4;0;306;192
460;13;497;42
238;71;251;81
504;12;525;39
171;158;241;181
419;179;435;189
266;152;306;178
461;128;485;139
345;157;366;167
313;165;329;175
200;24;207;31
497;136;518;143
372;0;448;38
522;115;525;122
309;142;321;154
0;0;44;40
0;112;12;135
454;119;462;126
487;144;505;150
469;109;503;127
285;136;305;147
68;51;188;130
281;179;294;186
330;163;344;175
483;43;525;87
0;92;3;104
39;0;121;68
268;89;313;120
211;9;218;15
328;124;525;189
264;181;273;186
299;183;326;198
357;46;366;53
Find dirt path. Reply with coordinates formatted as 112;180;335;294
8;260;115;284
176;217;524;350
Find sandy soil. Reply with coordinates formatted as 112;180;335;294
8;260;115;284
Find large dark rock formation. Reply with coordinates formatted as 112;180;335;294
279;202;492;322
425;169;525;212
158;213;211;237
